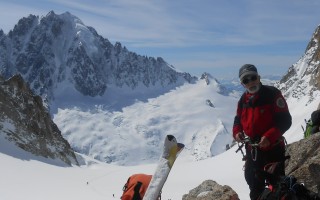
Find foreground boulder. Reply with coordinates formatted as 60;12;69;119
285;133;320;193
182;180;239;200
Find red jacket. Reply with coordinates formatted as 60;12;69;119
233;84;292;150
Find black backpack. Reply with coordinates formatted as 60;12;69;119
258;175;320;200
311;110;320;125
258;162;320;200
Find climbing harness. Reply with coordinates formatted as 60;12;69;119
235;137;259;161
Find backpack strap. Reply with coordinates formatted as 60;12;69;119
258;188;272;200
132;181;142;200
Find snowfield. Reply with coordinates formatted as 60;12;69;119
1;76;319;200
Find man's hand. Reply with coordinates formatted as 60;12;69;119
235;132;244;142
258;136;270;148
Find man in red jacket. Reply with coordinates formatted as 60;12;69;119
233;64;292;200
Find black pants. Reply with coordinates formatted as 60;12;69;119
244;144;285;200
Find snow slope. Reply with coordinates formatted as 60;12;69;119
1;76;319;200
0;132;246;200
53;77;237;165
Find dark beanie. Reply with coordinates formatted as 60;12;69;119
239;64;258;80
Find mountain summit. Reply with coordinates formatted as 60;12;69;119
0;11;196;110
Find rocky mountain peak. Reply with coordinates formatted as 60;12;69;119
0;11;196;108
306;26;320;90
200;72;230;96
0;74;78;165
275;25;320;105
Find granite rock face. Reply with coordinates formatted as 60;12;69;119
0;74;78;166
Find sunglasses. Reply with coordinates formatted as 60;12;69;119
241;75;258;84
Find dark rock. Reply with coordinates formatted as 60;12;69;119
182;180;239;200
285;133;320;193
0;74;78;166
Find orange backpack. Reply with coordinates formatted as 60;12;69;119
121;174;154;200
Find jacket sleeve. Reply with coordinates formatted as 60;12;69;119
263;92;292;144
233;99;243;138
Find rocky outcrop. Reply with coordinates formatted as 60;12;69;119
0;74;78;166
275;25;320;105
285;133;320;193
182;180;239;200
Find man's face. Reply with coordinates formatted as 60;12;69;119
241;74;260;93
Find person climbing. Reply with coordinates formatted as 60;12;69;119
232;64;292;200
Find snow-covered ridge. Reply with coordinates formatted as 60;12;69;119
275;25;320;106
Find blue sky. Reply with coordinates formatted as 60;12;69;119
1;0;320;78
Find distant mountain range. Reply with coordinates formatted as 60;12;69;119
0;11;196;111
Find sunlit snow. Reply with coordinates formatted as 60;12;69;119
1;75;319;200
